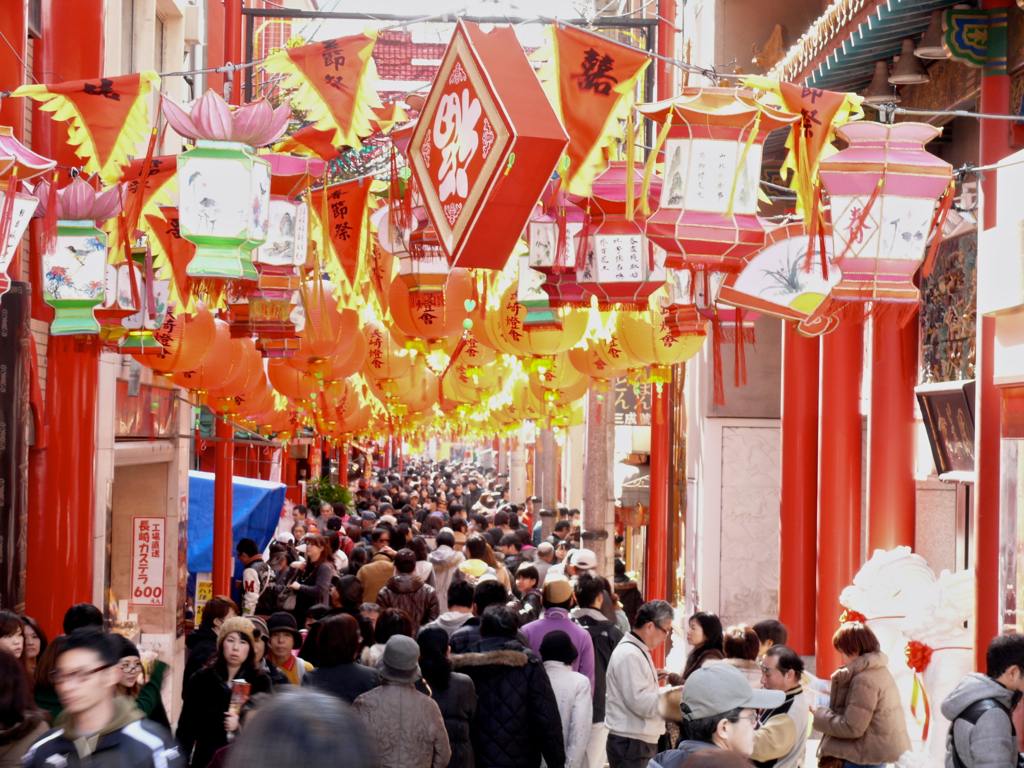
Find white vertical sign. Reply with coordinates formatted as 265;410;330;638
131;517;166;606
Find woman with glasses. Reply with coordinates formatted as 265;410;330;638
178;617;271;768
112;635;170;728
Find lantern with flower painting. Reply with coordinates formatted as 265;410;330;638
162;91;292;280
571;161;667;309
811;121;952;326
0;127;54;297
636;89;799;275
34;177;123;335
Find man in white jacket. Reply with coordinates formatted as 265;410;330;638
604;600;674;768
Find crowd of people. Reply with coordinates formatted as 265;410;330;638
0;460;1022;768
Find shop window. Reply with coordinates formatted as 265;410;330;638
115;379;178;439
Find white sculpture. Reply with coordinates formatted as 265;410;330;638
899;568;976;768
840;547;938;743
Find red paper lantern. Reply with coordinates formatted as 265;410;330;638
138;305;217;374
387;269;473;342
268;358;318;402
636;88;798;273
171;319;235;392
406;20;568;270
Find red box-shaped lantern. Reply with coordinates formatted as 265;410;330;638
407;21;568;270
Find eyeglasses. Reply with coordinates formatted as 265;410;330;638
51;664;113;685
657;623;673;634
119;662;142;674
735;714;759;725
759;663;783;675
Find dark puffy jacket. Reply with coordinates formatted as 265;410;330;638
573;609;624;722
181;624;219;700
649;741;720;768
429;672;478;768
23;708;183;768
451;637;565;768
376;574;440;629
178;666;272;768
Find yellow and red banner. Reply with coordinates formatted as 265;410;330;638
263;32;381;150
12;71;160;184
310;179;374;288
144;209;196;315
541;25;650;196
744;76;864;222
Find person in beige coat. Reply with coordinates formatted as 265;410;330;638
814;623;912;768
353;635;451;768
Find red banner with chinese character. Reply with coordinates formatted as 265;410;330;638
310;179;373;285
276;124;340;161
12;71;160;184
263;33;381;150
549;25;650;196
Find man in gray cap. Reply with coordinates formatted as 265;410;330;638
352;635;451;768
648;664;785;768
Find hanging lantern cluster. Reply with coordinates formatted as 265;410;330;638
0;127;55;297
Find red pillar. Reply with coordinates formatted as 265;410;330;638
974;0;1012;669
647;381;671;666
816;316;864;676
24;0;105;637
867;314;918;552
207;1;226;95
213;417;234;595
779;325;819;656
656;0;677;100
26;338;99;636
0;0;27;140
224;0;243;104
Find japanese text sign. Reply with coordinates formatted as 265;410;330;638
131;517;166;606
408;22;568;271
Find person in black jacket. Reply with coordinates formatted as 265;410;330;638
451;605;566;768
302;614;380;704
177;617;271;768
288;534;335;626
572;573;625;768
182;596;239;700
23;629;183;768
418;625;477;768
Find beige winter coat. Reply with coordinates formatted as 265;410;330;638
814;651;912;765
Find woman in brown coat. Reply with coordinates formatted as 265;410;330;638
814;623;912;768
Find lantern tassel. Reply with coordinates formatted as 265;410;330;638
920;180;956;279
711;312;725;406
641;113;672;217
817;194;829;281
145;244;157;320
0;171;19;263
804;185;820;274
389;146;404;230
625;108;637;222
42;171;59;255
725;112;761;217
118;212;141;312
733;310;747;387
554;177;569;274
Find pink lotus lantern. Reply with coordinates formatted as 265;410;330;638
34;177;124;335
636;89;799;275
815;122;952;317
0;127;56;297
570;161;666;310
162;90;292;280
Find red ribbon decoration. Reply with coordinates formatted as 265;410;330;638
839;609;868;624
905;640;933;674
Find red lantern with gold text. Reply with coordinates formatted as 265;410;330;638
636;89;798;274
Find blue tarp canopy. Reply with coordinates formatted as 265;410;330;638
187;471;286;573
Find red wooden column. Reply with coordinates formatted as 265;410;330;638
213;417;234;595
779;325;820;656
24;0;106;637
974;0;1012;670
0;0;27;139
816;315;864;676
867;314;919;552
647;382;671;666
225;0;243;104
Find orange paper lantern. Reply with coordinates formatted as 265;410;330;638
138;305;217;374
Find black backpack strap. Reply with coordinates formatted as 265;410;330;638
949;699;1012;768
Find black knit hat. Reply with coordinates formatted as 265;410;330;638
539;629;578;664
113;633;140;660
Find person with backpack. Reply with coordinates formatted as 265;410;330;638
237;539;273;616
942;633;1024;768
